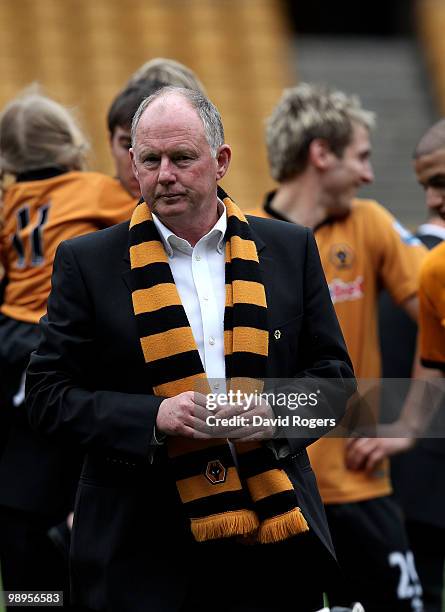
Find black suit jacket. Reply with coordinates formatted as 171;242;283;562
26;215;355;611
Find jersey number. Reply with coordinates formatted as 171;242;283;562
389;551;423;607
12;204;50;268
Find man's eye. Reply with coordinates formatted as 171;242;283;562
430;179;445;189
119;140;132;150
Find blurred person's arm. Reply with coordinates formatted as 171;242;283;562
346;300;442;473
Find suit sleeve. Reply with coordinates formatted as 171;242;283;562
275;229;356;453
25;240;163;458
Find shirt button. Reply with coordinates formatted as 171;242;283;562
202;296;209;301
195;255;201;261
209;336;215;346
214;382;220;390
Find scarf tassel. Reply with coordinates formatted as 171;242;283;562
258;507;309;544
191;510;260;542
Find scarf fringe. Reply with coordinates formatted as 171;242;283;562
258;507;309;544
191;510;260;542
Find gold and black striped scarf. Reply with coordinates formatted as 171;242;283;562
128;191;308;544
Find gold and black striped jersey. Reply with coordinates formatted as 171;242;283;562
0;170;137;323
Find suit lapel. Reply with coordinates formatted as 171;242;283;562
249;226;276;329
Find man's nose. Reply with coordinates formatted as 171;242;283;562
158;157;175;184
361;161;374;184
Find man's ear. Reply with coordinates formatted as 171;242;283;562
309;139;336;170
215;145;232;181
129;148;139;179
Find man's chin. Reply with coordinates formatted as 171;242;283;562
153;200;188;218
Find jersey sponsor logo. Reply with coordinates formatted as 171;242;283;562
393;220;422;247
329;243;355;269
329;275;364;304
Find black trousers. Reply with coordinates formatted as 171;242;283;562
325;496;423;612
0;506;75;610
75;530;329;612
179;530;328;612
406;520;445;612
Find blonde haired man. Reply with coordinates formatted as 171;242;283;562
249;83;426;612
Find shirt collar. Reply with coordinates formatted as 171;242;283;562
417;223;445;242
262;190;336;233
16;166;68;182
152;198;227;258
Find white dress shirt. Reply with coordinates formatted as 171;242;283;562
152;201;227;393
151;202;286;459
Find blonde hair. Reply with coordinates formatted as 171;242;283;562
128;57;206;94
0;88;89;176
266;83;375;182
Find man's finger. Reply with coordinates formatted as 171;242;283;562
345;439;376;470
364;447;384;474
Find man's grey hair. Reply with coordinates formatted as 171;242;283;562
131;86;224;156
266;83;376;182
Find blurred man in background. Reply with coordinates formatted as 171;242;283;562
249;82;427;612
0;88;136;603
382;118;445;612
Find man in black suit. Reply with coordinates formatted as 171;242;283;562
26;86;355;612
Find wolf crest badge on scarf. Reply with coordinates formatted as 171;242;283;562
205;460;227;484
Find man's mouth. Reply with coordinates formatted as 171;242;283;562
157;193;185;201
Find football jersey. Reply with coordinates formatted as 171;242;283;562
0;171;136;324
248;196;427;503
418;240;445;369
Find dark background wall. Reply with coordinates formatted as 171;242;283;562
285;0;414;36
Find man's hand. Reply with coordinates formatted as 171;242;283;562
156;392;212;438
156;391;276;440
345;427;415;474
216;395;277;441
